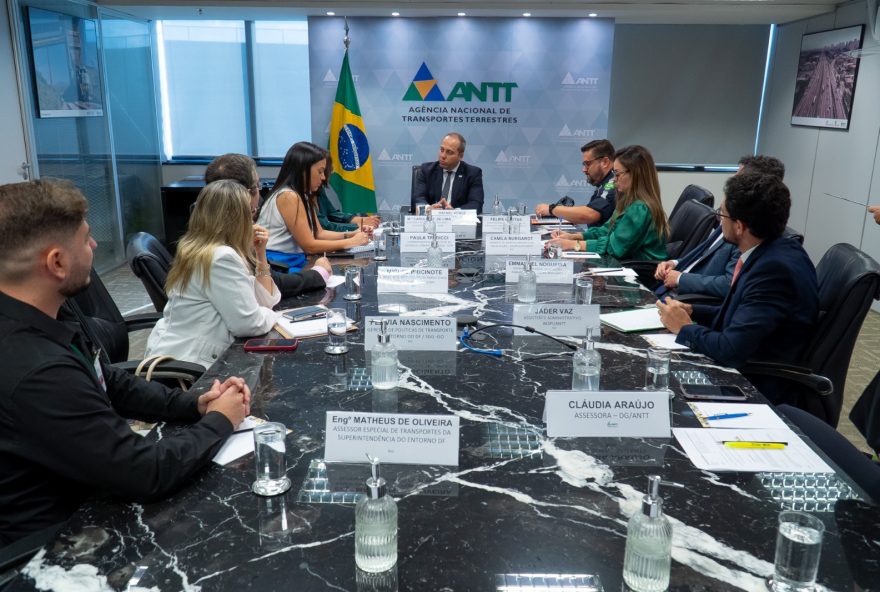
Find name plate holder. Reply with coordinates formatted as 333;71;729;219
404;215;454;233
325;411;460;465
364;315;457;351
505;259;574;284
400;232;456;252
483;215;531;234
485;234;543;255
377;266;449;294
545;390;670;438
513;304;599;337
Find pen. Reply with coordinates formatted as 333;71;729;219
705;412;750;421
586;268;624;275
722;441;787;449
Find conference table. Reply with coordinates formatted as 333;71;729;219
9;232;879;592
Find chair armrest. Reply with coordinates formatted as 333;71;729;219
123;312;163;332
740;361;833;397
115;360;207;385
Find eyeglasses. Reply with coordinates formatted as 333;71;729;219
612;169;629;178
714;207;732;219
582;157;604;168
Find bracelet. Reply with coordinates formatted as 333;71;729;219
255;270;272;278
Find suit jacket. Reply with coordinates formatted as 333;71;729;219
657;227;739;299
411;161;484;214
676;236;819;403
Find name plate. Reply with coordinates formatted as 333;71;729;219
404;215;453;233
364;316;457;351
545;390;670;438
505;259;574;284
485;234;543;255
483;215;531;234
513;304;599;336
432;209;479;224
377;266;448;293
325;411;460;465
400;232;456;253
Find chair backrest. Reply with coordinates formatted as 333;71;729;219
669;184;714;220
802;243;880;425
782;226;805;244
410;165;421;214
665;199;717;260
61;268;130;364
126;232;173;312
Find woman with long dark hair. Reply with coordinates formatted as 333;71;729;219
548;145;668;261
258;142;369;270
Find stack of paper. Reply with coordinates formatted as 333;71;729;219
600;307;664;332
275;316;356;339
560;251;602;260
688;403;788;429
641;333;688;350
672;427;832;473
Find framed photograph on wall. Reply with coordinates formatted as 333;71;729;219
26;7;104;118
791;25;864;130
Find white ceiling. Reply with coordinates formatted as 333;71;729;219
101;0;844;25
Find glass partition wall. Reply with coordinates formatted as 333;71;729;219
11;0;163;271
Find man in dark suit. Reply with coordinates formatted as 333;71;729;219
653;154;785;299
411;133;484;214
657;172;819;405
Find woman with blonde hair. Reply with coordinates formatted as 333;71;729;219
548;145;668;261
258;141;370;271
146;179;280;367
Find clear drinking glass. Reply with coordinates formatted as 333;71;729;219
770;511;825;591
252;422;291;496
373;230;387;261
518;202;527;216
325;307;349;354
644;347;671;391
574;277;593;304
344;266;363;301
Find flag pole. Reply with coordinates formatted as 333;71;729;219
344;17;350;50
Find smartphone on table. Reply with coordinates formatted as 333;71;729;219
243;338;300;352
681;384;748;401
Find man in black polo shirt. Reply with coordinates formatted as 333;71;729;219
0;180;249;546
535;139;616;225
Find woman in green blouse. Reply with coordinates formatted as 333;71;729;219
548;145;669;261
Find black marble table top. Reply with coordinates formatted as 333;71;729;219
9;236;879;592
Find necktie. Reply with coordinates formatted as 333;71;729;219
731;257;744;286
441;170;453;201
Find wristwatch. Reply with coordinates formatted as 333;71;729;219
574;240;581;252
548;203;557;217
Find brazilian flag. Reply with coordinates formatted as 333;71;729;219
328;51;377;213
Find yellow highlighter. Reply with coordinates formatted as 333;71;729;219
722;441;788;450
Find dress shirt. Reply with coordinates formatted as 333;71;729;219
0;291;233;545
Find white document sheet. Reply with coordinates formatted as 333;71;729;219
672;428;833;473
325;275;346;288
688;403;789;429
212;417;261;465
600;307;664;332
641;333;688;350
560;251;602;259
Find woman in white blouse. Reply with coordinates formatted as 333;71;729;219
146;180;280;367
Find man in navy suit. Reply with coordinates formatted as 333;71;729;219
653;155;785;299
412;133;484;214
657;172;819;405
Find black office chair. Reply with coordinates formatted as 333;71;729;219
849;369;880;456
668;184;714;221
783;225;805;244
778;404;880;504
625;199;717;283
410;165;422;214
62;269;205;385
743;243;880;426
126;232;173;312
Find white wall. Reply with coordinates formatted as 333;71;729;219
759;2;880;261
0;0;28;184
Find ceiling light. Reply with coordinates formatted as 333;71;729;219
458;12;466;16
523;12;531;17
326;11;335;16
588;13;598;17
391;11;400;16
